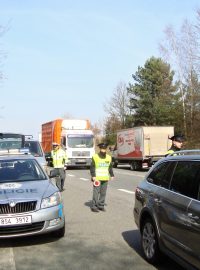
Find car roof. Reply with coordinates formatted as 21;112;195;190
0;148;36;161
161;153;200;163
0;154;35;161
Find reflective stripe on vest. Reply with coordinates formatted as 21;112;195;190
93;154;111;181
51;149;67;168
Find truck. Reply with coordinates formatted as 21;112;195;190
41;119;95;168
111;126;174;170
0;133;25;149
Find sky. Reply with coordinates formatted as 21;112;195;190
0;0;199;138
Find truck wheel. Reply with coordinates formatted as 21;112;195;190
130;161;137;171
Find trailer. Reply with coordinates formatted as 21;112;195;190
111;126;174;170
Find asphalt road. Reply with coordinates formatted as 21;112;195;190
0;166;184;270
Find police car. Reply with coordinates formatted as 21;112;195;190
0;149;65;238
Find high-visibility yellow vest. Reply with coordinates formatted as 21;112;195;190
93;154;112;181
51;148;67;168
165;149;174;156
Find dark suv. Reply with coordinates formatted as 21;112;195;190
134;151;200;270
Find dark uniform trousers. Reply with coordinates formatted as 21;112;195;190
92;181;108;209
54;168;66;191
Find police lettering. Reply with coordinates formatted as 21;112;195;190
98;163;109;167
0;189;37;194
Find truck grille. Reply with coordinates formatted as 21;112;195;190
72;151;90;157
0;201;37;214
0;221;45;235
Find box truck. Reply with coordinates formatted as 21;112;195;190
111;126;174;170
41;119;95;168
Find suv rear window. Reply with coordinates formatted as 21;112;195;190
170;161;200;199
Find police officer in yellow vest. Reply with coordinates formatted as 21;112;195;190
90;142;114;212
165;134;184;157
51;142;67;191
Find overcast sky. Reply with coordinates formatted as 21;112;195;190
0;0;199;138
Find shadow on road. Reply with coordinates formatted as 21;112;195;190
84;200;92;208
122;229;184;270
0;233;61;248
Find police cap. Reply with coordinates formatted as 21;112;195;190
52;142;59;146
97;142;108;149
169;134;184;142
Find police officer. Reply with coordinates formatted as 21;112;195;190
165;134;184;157
51;142;67;191
90;142;114;212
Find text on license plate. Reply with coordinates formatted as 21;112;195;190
0;216;32;226
77;159;85;163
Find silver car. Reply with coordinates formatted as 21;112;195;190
0;150;65;238
134;151;200;270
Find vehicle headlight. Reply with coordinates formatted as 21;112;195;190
41;192;61;209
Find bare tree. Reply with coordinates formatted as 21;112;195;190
159;18;200;138
104;81;130;128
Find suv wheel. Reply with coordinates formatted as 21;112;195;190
141;218;160;264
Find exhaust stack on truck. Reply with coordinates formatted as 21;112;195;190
111;126;174;170
41;119;95;168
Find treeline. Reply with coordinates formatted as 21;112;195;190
103;8;200;148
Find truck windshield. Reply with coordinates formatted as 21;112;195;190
67;135;94;148
0;133;25;150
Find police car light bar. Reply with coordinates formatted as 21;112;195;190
0;148;30;155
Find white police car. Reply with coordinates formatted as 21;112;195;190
0;149;65;238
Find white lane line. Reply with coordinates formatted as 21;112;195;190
0;248;16;270
118;189;135;194
67;174;75;177
114;171;145;177
80;178;89;181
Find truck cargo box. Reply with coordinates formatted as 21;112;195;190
112;126;174;170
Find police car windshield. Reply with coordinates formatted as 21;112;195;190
0;159;47;182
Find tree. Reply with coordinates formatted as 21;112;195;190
160;18;200;139
127;57;181;127
103;81;132;145
104;82;131;128
91;121;103;145
103;114;122;145
159;12;200;146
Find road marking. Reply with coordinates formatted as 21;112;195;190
118;189;135;194
114;171;145;177
80;178;89;181
0;248;16;270
67;174;75;177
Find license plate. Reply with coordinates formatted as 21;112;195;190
77;159;85;163
0;216;32;226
